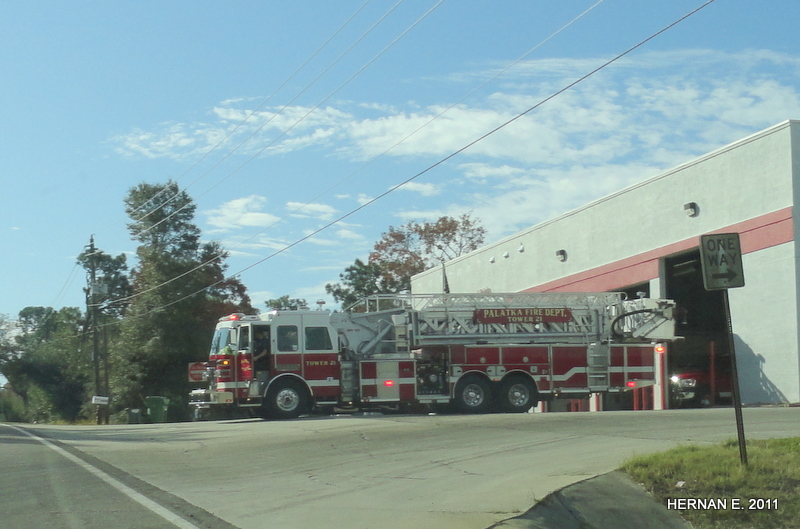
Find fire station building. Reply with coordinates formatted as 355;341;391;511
411;120;800;407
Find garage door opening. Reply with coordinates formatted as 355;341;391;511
665;250;732;407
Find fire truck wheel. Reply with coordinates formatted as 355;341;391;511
497;376;537;413
455;376;492;413
265;379;309;420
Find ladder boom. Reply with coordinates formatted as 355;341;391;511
337;293;676;353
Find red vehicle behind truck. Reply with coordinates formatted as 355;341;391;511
189;292;677;419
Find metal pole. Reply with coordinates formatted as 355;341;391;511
723;289;747;465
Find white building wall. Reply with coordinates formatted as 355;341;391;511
412;120;800;404
413;121;796;295
730;243;798;403
792;122;800;406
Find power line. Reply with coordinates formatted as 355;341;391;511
196;0;607;257
106;0;446;308
122;0;375;227
51;263;81;309
71;0;393;311
282;0;608;215
103;0;717;324
125;0;407;238
136;0;442;242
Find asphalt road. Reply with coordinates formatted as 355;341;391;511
3;407;799;529
0;424;198;529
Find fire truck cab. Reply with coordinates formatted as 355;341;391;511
195;309;341;419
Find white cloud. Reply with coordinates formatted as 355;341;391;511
285;201;338;220
204;195;281;231
336;49;800;171
398;162;660;240
112;125;200;159
112;105;352;159
233;234;289;252
458;163;527;183
113;48;800;251
304;237;340;247
394;181;441;196
111;49;800;170
336;228;365;241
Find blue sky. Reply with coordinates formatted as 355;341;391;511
2;0;800;319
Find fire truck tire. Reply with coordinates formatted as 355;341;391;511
264;379;309;420
497;376;537;413
455;376;492;414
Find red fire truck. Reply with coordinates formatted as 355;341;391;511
189;292;676;419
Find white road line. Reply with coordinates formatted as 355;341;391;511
2;424;202;529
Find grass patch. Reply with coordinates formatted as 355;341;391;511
622;438;800;529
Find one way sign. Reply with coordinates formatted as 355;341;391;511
700;233;745;290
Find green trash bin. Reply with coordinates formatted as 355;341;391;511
145;396;170;423
126;408;142;424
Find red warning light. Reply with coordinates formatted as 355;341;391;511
383;380;395;387
654;344;666;354
626;380;637;388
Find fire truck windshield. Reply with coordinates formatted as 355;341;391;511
210;328;234;355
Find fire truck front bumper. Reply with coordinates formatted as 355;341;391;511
189;388;234;409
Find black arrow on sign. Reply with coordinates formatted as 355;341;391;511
712;269;738;281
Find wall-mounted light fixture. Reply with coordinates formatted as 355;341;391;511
488;256;495;264
502;251;510;259
556;249;568;262
684;202;700;217
518;244;525;253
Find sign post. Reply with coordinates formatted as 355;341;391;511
699;233;747;465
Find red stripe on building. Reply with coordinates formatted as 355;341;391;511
525;207;793;293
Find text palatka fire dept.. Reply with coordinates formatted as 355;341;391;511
189;292;677;419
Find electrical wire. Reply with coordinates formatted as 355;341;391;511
107;0;446;308
98;0;718;326
51;263;82;309
279;0;608;217
122;0;376;226
127;0;406;237
191;0;607;263
136;0;441;242
63;3;380;314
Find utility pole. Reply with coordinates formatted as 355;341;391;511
85;236;109;424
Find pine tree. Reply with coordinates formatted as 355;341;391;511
113;181;252;418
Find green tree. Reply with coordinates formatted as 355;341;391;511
325;259;397;308
113;181;252;418
327;214;487;306
370;213;486;291
0;314;19;392
2;307;90;423
266;296;308;311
